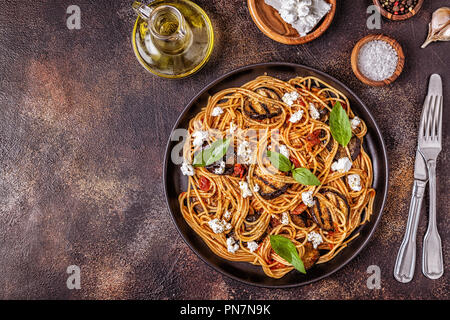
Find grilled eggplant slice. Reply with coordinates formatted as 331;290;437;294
205;161;234;176
243;99;282;121
258;183;291;200
320;189;350;219
307;197;334;231
290;214;307;228
290;210;314;228
255;175;291;200
335;136;361;161
254;87;282;101
302;242;320;270
305;189;349;231
253;166;292;200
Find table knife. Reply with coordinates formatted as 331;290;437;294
393;83;431;283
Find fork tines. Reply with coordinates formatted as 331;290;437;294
420;94;443;146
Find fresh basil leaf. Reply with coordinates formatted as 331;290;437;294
193;138;231;167
269;235;306;274
330;101;352;147
292;168;321;186
267;150;292;172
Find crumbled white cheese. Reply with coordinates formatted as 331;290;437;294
299;2;312;16
208;219;225;234
253;184;260;193
239;181;253;198
280;4;297;24
208;218;232;233
331;157;353;173
211;107;224;117
237;141;253;165
214;161;226;175
279;144;290;159
181;161;194;176
302;190;315;207
309;102;320;120
223;210;232;220
281;212;290;225
226;237;240;254
347;174;362;192
282;91;300;106
192;130;209;147
307;231;323;249
264;0;332;37
289;110;304;123
351;117;361;130
247;241;259;253
229;121;237;134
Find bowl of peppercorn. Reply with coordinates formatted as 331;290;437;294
373;0;424;21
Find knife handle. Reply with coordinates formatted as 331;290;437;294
394;179;427;283
422;160;444;279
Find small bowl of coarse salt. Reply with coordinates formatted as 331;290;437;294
351;34;405;87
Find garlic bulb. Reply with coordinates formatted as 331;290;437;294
422;7;450;48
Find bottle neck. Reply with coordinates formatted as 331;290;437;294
148;5;192;55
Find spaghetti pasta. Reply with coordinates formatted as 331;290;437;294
178;75;375;278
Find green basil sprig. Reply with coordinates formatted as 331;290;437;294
329;101;352;147
267;150;321;186
193;138;231;167
270;235;306;274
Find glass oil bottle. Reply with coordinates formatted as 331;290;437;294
132;0;214;79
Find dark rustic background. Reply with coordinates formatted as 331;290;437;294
0;0;448;300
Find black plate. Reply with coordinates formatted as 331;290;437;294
163;62;389;288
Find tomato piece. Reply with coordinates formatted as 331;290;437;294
289;156;301;168
306;129;321;147
291;203;307;215
232;164;246;179
199;177;211;192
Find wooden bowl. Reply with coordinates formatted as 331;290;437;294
247;0;336;45
351;34;405;87
372;0;424;21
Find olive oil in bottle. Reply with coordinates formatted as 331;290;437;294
153;10;179;36
132;0;214;79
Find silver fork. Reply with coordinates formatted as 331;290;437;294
419;74;444;280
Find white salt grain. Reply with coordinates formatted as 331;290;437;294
357;40;398;82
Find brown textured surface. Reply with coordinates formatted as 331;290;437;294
0;0;448;300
